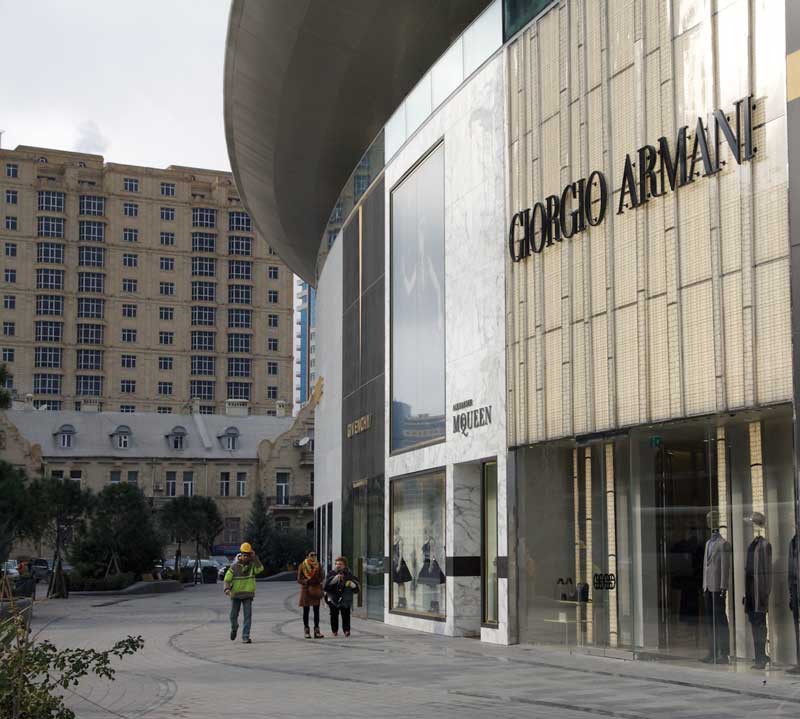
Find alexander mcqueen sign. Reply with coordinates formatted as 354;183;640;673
508;96;755;261
452;399;493;436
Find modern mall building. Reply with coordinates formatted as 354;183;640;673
225;0;800;671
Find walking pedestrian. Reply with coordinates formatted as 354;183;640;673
323;556;360;637
297;551;324;639
223;542;264;644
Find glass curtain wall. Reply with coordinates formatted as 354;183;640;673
518;410;799;669
483;461;499;625
390;144;445;453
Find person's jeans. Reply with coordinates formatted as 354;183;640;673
329;606;351;634
704;590;730;658
302;605;320;628
230;597;253;639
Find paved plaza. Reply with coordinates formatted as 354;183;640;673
28;583;800;718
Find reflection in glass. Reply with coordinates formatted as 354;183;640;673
502;0;554;41
390;144;445;452
483;462;499;625
391;472;446;617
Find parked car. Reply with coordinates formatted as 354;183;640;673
1;560;20;580
27;558;51;582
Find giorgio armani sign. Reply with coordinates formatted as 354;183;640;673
508;96;755;262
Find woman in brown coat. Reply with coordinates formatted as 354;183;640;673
297;551;324;638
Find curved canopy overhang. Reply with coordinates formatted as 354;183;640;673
224;0;491;284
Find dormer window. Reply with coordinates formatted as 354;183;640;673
219;426;239;451
167;426;187;450
54;424;76;449
110;425;132;449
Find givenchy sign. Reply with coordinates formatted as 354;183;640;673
508;96;756;262
346;414;372;438
452;399;493;437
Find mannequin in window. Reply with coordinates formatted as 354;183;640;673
700;510;731;664
788;531;800;674
418;526;446;613
392;525;412;609
743;511;772;669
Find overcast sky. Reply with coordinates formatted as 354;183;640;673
0;0;232;171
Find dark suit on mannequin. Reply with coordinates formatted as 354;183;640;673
701;528;731;663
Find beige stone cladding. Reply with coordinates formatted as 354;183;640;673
0;146;293;415
1;402;314;558
505;0;789;446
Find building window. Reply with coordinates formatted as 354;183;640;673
5;163;19;178
36;242;64;263
120;405;135;413
79;246;105;267
268;337;278;352
79;195;105;216
159;282;175;296
56;426;75;448
121;354;136;369
228;211;251;232
267;361;278;376
229;260;252;280
268;290;279;304
37;191;66;212
182;471;194;496
3;295;14;310
224;517;241;544
69;470;82;483
228;309;252;328
191;281;216;302
122;278;138;293
76;375;103;395
5;242;16;257
36;269;64;289
35;320;63;342
354;174;369;199
2;321;14;336
37;216;65;238
267;386;278;399
199;405;214;414
159;356;173;371
160;256;175;272
228;334;251;354
268;266;279;280
122;228;138;243
123;202;138;217
2;348;14;362
159;306;174;321
227;382;251;400
160;231;175;246
110;471;121;484
191;331;215;351
4;269;16;283
191;306;216;325
157;406;172;414
158;381;173;396
160;182;176;197
5;216;17;231
35;347;62;368
228;236;251;255
160;206;175;221
79;220;105;242
228;357;251;377
268;314;279;328
76;349;102;370
122;253;138;268
36;295;64;316
165;471;177;497
123;177;139;192
191;232;216;252
115;432;130;449
122;303;137;318
228;284;252;304
121;328;137;343
220;427;240;450
276;472;289;505
219;472;231;497
189;380;215;400
34;374;62;395
159;331;174;345
120;379;136;394
78;272;104;293
77;298;104;319
192;207;216;228
192;257;216;277
5;190;17;204
77;323;103;344
236;472;247;497
191;355;215;376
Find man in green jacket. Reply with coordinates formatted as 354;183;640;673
224;542;264;643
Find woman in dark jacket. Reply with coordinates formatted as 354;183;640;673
297;551;324;639
323;556;360;637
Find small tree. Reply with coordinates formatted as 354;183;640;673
0;364;13;410
159;496;223;580
0;462;34;565
245;491;274;565
159;496;193;572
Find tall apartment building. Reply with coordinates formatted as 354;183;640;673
0;146;293;415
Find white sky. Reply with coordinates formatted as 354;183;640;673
0;0;232;171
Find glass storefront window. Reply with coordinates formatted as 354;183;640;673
483;461;499;625
390;471;446;618
390;144;445;453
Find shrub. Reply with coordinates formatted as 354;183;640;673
67;572;136;592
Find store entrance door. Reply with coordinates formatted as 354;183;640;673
654;429;715;658
352;477;385;621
